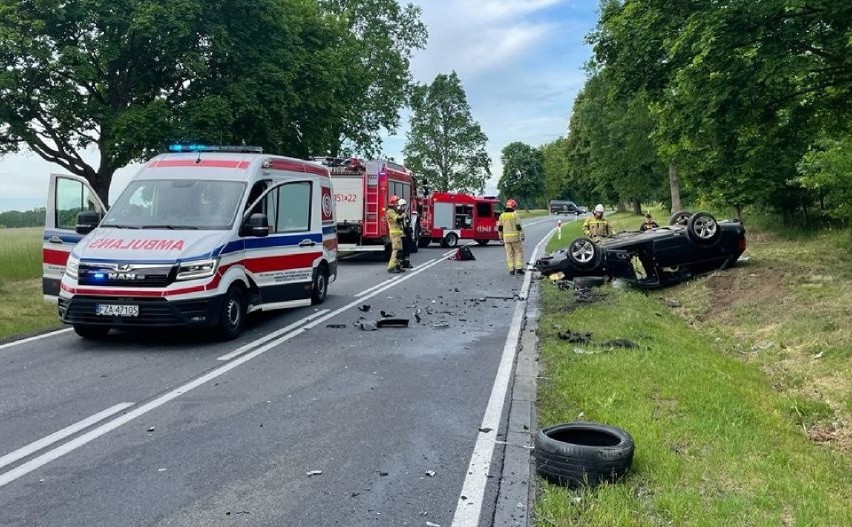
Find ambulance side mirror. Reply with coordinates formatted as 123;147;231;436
242;213;269;237
75;211;102;234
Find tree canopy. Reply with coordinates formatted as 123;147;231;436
497;142;544;210
559;0;852;224
0;0;426;200
403;72;491;193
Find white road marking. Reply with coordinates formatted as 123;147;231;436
451;227;555;527
0;402;133;471
0;328;73;352
216;309;330;361
0;256;449;489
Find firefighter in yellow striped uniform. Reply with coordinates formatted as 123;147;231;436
386;195;405;273
498;199;525;275
583;204;612;240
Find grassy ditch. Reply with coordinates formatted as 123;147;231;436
534;210;852;526
0;227;61;341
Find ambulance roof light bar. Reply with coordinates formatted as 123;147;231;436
166;141;263;154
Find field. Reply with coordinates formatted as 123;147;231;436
0;227;62;341
534;210;852;526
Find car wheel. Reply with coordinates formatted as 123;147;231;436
73;324;110;339
567;236;603;270
535;422;634;488
476;239;489;246
669;210;693;226
311;264;329;305
443;232;459;248
687;212;721;245
217;284;246;341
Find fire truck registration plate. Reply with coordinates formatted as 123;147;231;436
96;304;139;317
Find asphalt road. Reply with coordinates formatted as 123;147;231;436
0;215;568;527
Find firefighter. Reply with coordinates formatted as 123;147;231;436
386;195;405;273
398;198;414;269
583;204;612;240
498;198;525;275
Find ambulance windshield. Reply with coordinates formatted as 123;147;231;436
102;179;246;230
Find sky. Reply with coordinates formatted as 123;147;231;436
0;0;598;213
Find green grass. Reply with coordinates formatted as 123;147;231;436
535;283;852;526
0;227;61;341
0;227;42;281
534;209;852;526
518;209;551;219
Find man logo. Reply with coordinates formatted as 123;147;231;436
321;187;333;221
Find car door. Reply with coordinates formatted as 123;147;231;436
244;179;320;306
43;174;107;299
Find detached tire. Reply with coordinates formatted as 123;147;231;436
535;422;634;488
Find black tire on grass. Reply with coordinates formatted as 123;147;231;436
535;422;634;488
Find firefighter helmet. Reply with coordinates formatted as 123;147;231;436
594;204;605;213
397;198;407;207
389;195;400;206
506;199;518;209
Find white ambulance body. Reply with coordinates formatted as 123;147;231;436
43;145;338;340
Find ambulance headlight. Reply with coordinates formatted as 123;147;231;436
176;258;218;281
65;255;80;280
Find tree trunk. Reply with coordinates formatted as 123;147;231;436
91;165;114;208
668;163;682;213
616;202;627;212
732;204;742;222
633;198;642;215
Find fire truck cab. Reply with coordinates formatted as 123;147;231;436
419;192;502;248
316;157;419;253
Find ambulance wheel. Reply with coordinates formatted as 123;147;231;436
311;264;329;305
442;233;459;248
73;324;110;339
476;239;489;246
217;284;246;341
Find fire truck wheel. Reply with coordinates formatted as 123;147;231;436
217;284;246;340
311;264;329;305
476;239;489;246
442;232;459;248
73;324;110;339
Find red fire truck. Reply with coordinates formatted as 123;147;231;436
314;157;419;253
418;192;502;248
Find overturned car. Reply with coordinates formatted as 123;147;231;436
535;211;746;288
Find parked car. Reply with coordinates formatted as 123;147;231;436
534;211;746;288
549;200;581;215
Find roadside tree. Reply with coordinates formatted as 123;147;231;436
403;72;491;193
497;142;544;211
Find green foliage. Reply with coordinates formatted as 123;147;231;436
497;142;545;209
797;137;852;224
578;0;852;225
403;72;491;193
0;208;45;228
0;0;426;199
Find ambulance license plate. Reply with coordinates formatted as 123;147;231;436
96;304;139;317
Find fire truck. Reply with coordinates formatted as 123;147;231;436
418;192;502;248
315;157;419;253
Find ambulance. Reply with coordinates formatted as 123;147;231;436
418;192;501;247
43;143;338;340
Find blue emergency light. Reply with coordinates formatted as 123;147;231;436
165;141;263;153
93;272;106;279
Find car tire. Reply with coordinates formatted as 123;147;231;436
686;212;721;245
669;210;693;226
73;324;110;339
567;236;603;270
535;422;634;488
476;239;489;246
443;232;459;248
311;264;329;305
217;284;246;341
